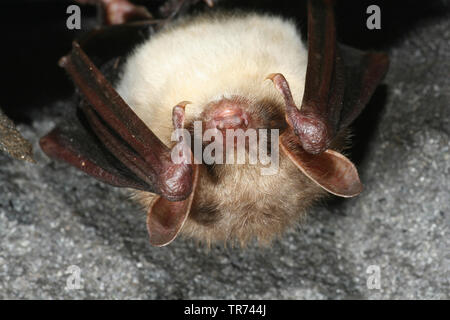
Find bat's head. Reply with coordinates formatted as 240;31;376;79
178;93;318;246
141;83;358;247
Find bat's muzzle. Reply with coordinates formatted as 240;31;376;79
202;97;251;133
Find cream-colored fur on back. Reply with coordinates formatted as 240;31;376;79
116;13;308;144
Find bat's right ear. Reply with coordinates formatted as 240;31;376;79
146;165;199;246
280;129;363;198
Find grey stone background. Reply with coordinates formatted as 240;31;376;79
0;1;448;299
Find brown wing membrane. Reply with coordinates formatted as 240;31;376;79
269;0;388;197
40;115;152;191
284;0;344;155
147;164;200;246
280;130;362;197
279;0;388;155
338;45;389;129
40;41;194;202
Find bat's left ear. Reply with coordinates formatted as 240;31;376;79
280;130;363;197
146;165;200;246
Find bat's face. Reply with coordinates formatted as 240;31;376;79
112;14;325;245
120;13;357;246
157;95;328;246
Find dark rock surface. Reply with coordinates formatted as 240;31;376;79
0;1;448;299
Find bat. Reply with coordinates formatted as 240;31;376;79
40;0;389;247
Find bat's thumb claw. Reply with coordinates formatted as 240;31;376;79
265;73;282;82
175;101;192;109
173;101;192;130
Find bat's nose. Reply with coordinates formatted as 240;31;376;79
203;97;251;132
213;109;248;130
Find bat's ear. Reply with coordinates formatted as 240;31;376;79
146;165;200;246
280;130;363;197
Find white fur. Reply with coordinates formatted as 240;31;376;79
116;13;308;144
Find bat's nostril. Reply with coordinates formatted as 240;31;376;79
203;96;251;132
214;114;246;130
